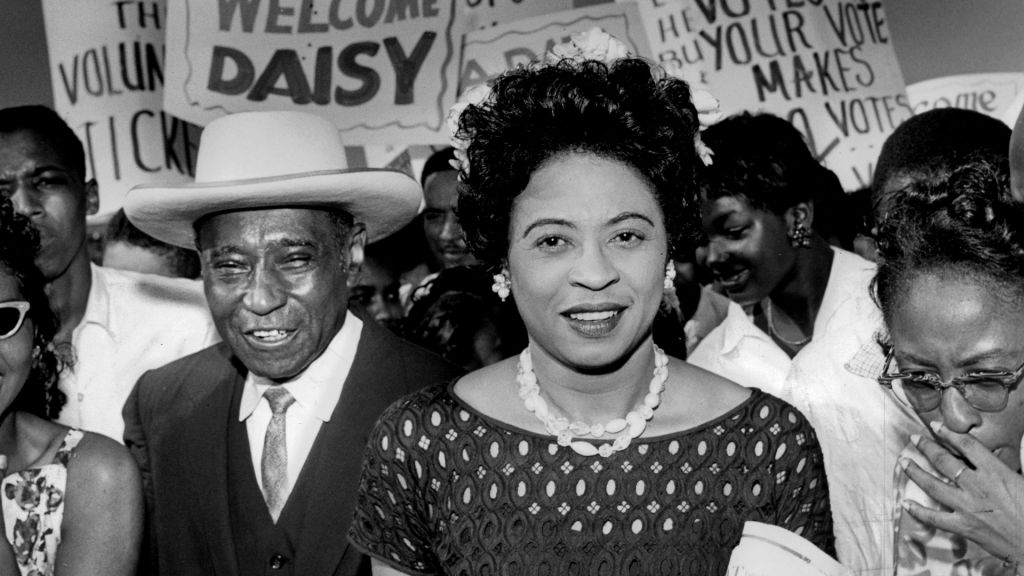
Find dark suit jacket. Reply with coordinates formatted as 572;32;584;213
123;319;462;576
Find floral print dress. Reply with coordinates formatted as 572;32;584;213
2;429;83;576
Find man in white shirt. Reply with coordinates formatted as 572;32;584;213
0;105;217;441
121;111;461;576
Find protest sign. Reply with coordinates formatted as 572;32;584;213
461;2;652;94
906;72;1024;125
163;0;458;145
41;0;199;218
456;0;576;31
633;0;911;189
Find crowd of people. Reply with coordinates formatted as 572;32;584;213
0;26;1021;576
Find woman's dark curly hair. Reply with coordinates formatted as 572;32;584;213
699;113;842;226
874;159;1024;323
453;57;704;265
0;199;68;419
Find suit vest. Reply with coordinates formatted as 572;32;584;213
227;393;318;576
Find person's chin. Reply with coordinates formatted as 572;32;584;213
35;252;72;281
232;339;309;381
244;359;306;382
554;314;643;371
440;252;474;268
721;285;762;307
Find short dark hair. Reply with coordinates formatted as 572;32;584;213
0;105;87;182
875;159;1024;323
421;147;456;187
106;209;201;278
872;108;1010;214
0;199;69;419
699;113;842;228
453;58;704;265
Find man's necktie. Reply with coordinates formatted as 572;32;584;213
262;386;296;522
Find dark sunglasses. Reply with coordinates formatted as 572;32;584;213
0;301;30;340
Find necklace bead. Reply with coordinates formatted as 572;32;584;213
516;345;669;457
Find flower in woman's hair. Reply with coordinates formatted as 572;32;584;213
446;82;492;179
695;135;715;167
691;89;724;130
660;63;721;166
543;27;632;66
660;61;723;131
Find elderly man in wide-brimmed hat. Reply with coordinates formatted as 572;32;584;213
122;111;461;576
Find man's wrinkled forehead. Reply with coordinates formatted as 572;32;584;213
193;205;353;251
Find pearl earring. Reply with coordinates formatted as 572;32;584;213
664;261;677;291
491;268;511;302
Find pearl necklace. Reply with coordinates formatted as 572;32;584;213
516;345;669;457
764;299;811;348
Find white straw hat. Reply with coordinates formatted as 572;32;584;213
125;111;422;247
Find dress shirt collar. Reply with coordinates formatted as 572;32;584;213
239;312;363;423
813;248;872;335
78;264;116;337
718;300;761;355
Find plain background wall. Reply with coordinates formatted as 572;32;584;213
1;0;1022;109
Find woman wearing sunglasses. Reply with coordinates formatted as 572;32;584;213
875;161;1024;574
0;200;142;575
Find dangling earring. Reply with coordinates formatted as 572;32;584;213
662;260;682;320
664;261;677;291
491;267;511;302
31;345;41;360
788;224;811;248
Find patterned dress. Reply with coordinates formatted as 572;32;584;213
349;384;834;576
2;429;83;576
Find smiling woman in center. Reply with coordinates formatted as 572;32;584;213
348;30;836;576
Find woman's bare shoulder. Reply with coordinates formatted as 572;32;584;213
675;358;752;405
648;358;753;434
451;357;536;429
453;357;518;405
64;432;140;492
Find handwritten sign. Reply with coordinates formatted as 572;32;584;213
906;72;1024;125
633;0;911;189
163;0;458;145
461;2;651;93
41;0;199;218
456;0;576;31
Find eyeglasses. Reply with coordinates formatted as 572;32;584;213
0;301;30;340
878;349;1024;412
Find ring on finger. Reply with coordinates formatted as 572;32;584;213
952;464;969;485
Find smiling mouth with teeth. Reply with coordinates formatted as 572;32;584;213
568;310;619;321
251;329;290;341
718;269;749;285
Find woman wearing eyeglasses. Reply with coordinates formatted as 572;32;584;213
0;200;142;575
875;160;1024;574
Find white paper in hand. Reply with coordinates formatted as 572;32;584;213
726;521;853;576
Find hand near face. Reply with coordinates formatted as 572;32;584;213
901;421;1024;565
